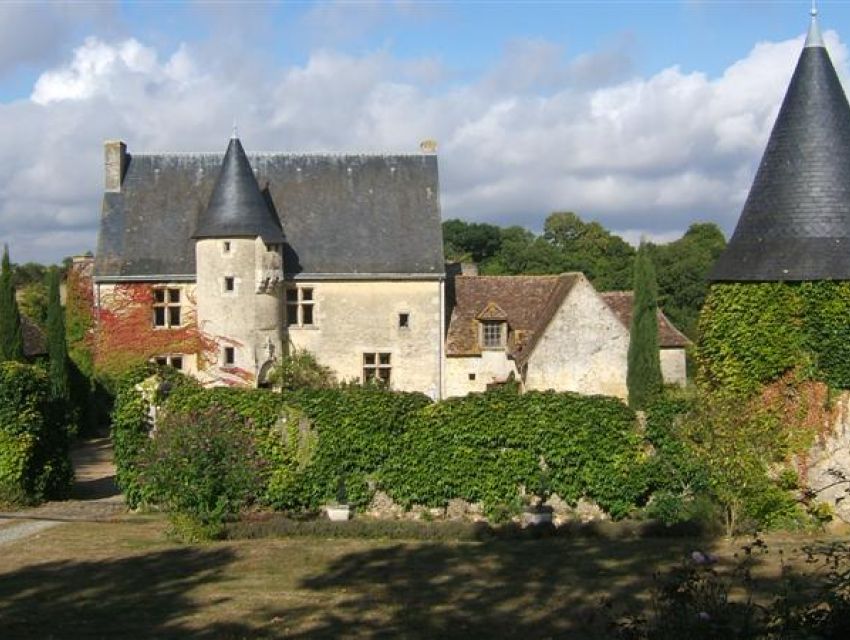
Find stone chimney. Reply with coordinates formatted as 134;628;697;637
104;140;127;192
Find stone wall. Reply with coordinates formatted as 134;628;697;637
287;279;443;397
806;391;850;523
525;276;630;399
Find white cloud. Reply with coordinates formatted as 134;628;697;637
0;28;845;263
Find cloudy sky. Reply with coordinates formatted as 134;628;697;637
1;1;848;264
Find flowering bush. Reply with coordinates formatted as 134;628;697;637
140;403;265;540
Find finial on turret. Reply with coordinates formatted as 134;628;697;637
232;120;239;139
806;0;825;48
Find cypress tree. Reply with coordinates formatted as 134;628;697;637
627;242;663;409
46;267;70;399
0;245;25;362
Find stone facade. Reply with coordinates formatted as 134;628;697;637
523;275;630;398
285;279;443;397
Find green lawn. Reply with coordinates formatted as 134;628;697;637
0;515;844;639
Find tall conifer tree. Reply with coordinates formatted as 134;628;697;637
0;245;25;362
627;242;663;409
46;267;70;399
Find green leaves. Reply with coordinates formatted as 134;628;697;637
697;281;850;394
0;362;72;504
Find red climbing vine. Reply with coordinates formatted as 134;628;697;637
93;284;217;376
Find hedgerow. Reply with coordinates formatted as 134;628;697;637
0;362;73;504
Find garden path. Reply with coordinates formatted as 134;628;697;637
0;438;125;545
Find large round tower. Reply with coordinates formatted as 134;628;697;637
192;133;285;386
700;8;850;393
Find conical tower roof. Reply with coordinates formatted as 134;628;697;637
193;135;284;243
711;10;850;281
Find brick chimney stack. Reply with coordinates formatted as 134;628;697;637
104;140;127;192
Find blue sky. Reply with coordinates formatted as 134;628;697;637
0;1;847;262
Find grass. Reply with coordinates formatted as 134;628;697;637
0;514;846;639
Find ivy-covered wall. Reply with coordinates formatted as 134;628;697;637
112;371;654;519
697;281;850;394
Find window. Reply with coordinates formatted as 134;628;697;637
363;352;391;385
153;355;183;370
481;321;504;349
223;241;231;254
468;373;476;381
153;287;181;327
398;313;410;329
224;347;235;366
224;276;235;292
286;286;315;327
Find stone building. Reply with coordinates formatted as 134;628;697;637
711;9;850;281
444;271;688;399
94;134;444;393
92;134;687;399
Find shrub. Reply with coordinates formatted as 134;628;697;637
110;363;198;508
140;404;265;540
0;361;72;504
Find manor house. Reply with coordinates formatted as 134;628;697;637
91;135;687;399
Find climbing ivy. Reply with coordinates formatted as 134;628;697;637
381;387;647;518
696;281;850;395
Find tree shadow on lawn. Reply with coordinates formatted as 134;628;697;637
263;536;708;639
0;546;250;639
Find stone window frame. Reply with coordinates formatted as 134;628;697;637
398;311;410;329
480;320;506;350
286;286;315;327
153;354;184;371
222;241;232;256
363;352;391;385
223;346;236;366
152;286;182;328
222;275;237;295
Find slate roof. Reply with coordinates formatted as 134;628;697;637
193;137;284;243
711;15;850;281
599;292;691;348
96;144;444;280
445;274;580;358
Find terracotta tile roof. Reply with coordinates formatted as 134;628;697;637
446;274;580;357
22;317;46;357
600;291;690;348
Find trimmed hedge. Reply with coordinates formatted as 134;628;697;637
697;281;850;394
0;362;73;504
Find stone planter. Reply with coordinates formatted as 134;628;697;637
522;506;553;526
326;505;351;521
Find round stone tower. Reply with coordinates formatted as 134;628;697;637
192;133;285;386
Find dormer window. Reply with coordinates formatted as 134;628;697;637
481;320;505;349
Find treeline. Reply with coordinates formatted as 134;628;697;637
444;212;726;337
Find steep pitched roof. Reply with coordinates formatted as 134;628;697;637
445;274;580;358
192;137;284;243
96;147;444;279
600;291;691;348
711;12;850;281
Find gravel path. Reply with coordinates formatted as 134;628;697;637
0;438;125;546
